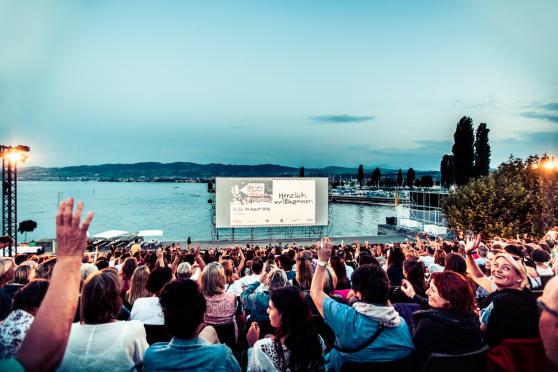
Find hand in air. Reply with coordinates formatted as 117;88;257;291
56;198;94;258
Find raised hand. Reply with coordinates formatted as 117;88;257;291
465;234;481;254
55;198;94;258
318;237;333;263
246;322;260;347
401;279;416;299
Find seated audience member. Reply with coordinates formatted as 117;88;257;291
293;256;313;291
120;257;138;297
131;267;172;325
532;248;554;277
539;275;558;366
391;258;426;303
310;238;414;371
125;265;151;310
229;256;263;296
59;269;148;371
0;257;16;320
246;286;325;371
402;271;483;363
387;247;405;286
0;279;49;358
241;268;287;323
428;249;446;273
35;257;57;280
330;256;352;299
464;237;539;346
175;262;192;280
143;280;241;371
80;263;98;285
201;262;237;329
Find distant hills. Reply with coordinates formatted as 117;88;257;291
19;162;439;181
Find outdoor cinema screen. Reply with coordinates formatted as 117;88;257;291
215;177;329;228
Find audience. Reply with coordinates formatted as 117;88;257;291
0;201;557;371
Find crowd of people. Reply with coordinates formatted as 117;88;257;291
0;198;557;371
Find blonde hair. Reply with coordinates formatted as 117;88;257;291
201;262;226;296
126;265;151;306
0;258;15;286
492;253;528;289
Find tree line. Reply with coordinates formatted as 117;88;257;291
440;116;491;188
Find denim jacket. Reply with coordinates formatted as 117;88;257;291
143;337;240;372
241;281;270;321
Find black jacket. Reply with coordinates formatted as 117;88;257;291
412;308;484;362
482;288;539;346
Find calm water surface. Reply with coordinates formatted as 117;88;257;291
18;181;402;241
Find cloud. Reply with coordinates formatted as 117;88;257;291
519;101;558;123
310;114;375;123
541;102;558;112
520;111;558;123
453;99;498;110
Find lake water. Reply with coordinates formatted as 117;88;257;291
16;181;402;242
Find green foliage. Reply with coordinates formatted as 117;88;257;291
442;156;558;237
420;175;434;187
474;123;491;177
357;164;364;187
397;169;403;187
440;154;455;189
299;166;305;177
371;167;381;187
452;116;475;185
406;168;416;188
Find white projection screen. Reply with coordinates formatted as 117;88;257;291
215;177;329;228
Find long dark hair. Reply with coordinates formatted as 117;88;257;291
329;256;350;289
388;247;405;268
270;286;324;371
403;258;426;296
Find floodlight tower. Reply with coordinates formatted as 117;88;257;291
0;145;30;256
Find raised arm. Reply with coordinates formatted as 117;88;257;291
235;248;245;276
464;234;494;293
194;246;205;272
170;247;181;277
310;237;332;318
17;198;94;372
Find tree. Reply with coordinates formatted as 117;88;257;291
357;164;364;187
420;175;434;187
396;169;403;187
440;154;455;189
474;123;491;178
452;116;475;186
18;220;37;243
299;166;305;177
371;167;381;187
406;168;416;188
442;156;558;237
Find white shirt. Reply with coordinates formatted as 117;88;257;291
58;320;148;372
229;273;260;296
130;297;164;325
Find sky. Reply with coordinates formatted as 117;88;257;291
0;0;557;171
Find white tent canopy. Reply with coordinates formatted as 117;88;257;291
93;230;129;239
137;230;163;237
